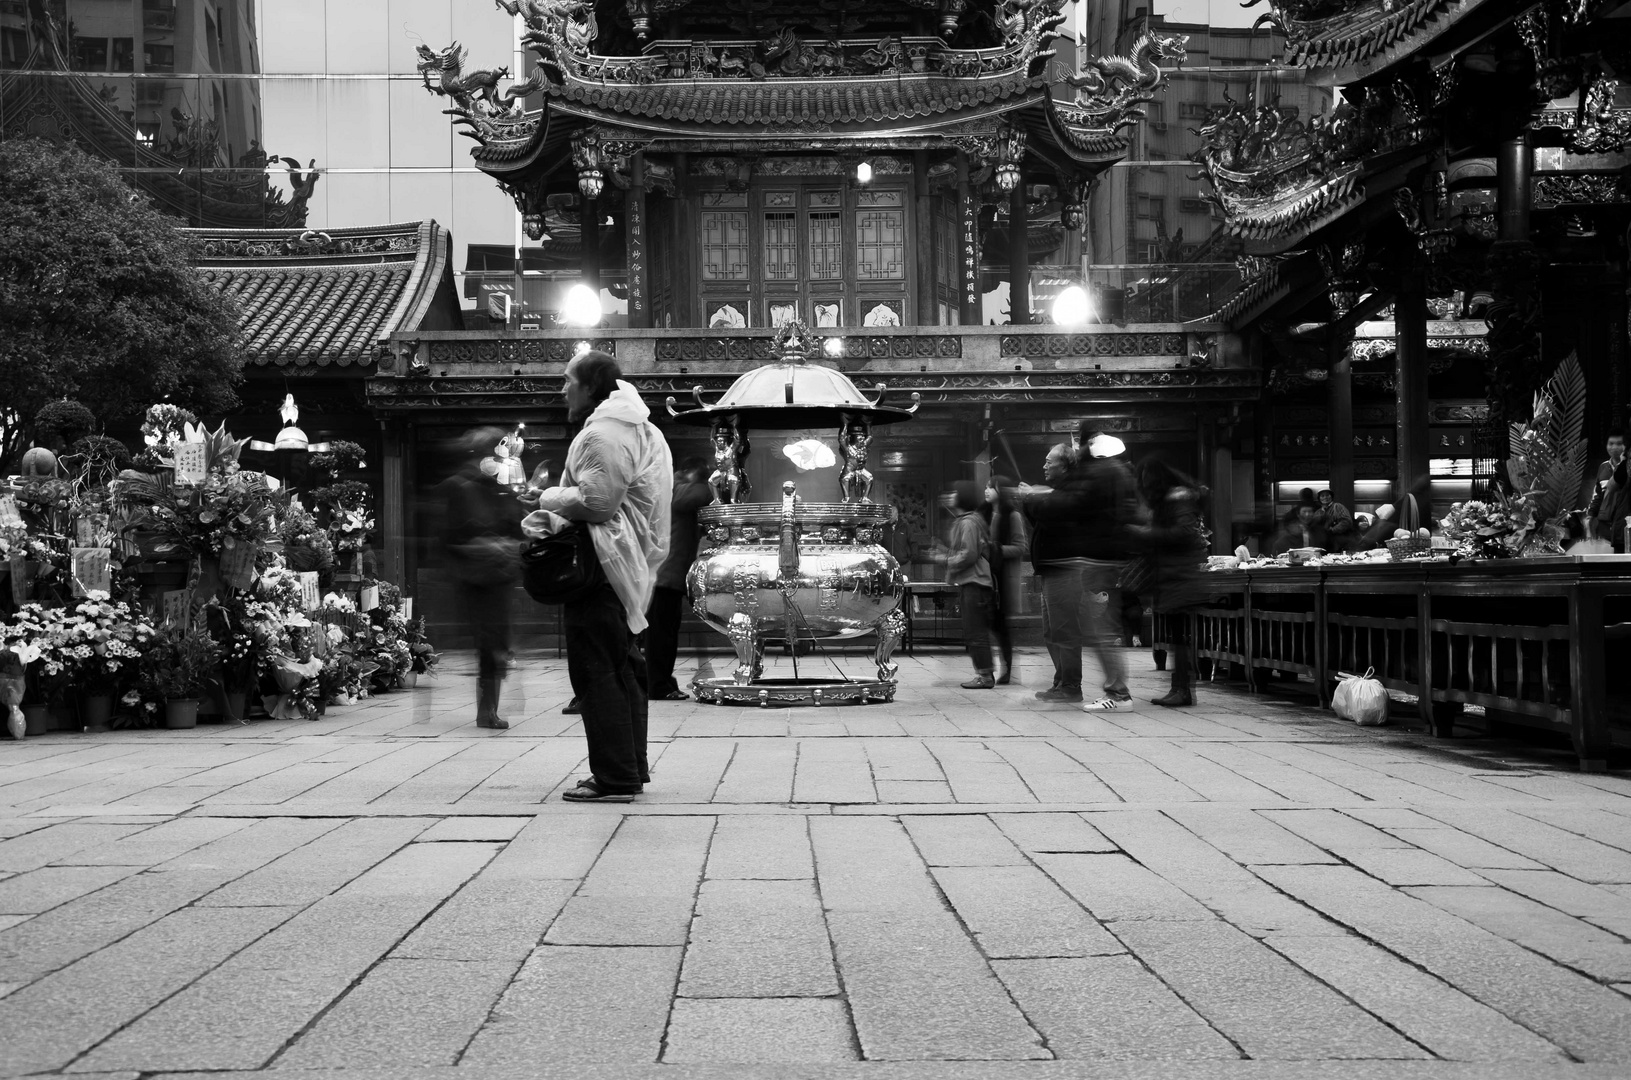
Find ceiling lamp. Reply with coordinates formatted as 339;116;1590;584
1051;285;1092;327
856;160;873;185
561;284;602;328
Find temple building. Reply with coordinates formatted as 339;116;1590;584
1190;0;1631;525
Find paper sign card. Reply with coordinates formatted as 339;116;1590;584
0;495;23;532
298;571;321;612
70;547;112;598
162;589;192;628
219;541;258;590
359;584;379;612
402;597;413;619
172;443;208;484
310;619;331;658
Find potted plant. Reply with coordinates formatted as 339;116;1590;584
0;640;40;739
63;595;155;732
149;625;221;729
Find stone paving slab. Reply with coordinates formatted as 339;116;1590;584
4;649;1631;1077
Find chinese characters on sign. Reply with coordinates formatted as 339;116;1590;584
960;189;980;323
627;192;646;323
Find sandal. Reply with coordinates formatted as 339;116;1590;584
561;778;639;803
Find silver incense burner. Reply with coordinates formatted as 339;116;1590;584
667;321;919;707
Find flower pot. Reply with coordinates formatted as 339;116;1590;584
224;691;247;724
403;671;418;688
79;695;113;733
47;706;77;732
22;705;49;736
164;699;199;729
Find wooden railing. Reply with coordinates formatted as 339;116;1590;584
1153;559;1631;771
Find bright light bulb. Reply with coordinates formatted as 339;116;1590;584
823;337;844;357
574;340;592;357
856;161;873;184
561;283;602;327
1051;285;1092;327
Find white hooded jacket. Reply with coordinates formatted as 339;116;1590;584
523;381;672;632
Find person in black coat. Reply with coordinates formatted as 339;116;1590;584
441;427;524;729
1128;459;1210;708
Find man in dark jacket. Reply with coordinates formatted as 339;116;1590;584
646;457;711;700
1588;430;1629;552
1019;441;1135;704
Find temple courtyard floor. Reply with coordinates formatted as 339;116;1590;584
3;646;1631;1079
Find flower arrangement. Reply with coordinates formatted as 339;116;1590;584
279;502;334;573
1440;354;1588;559
60;595;157;697
147;625;222;702
118;441;277;559
139;404;199;461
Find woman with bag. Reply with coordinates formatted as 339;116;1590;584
1128;460;1210;708
442;427;525;729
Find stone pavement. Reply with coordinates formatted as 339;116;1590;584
3;645;1631;1080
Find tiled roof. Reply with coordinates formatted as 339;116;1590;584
185;222;454;369
550;71;1045;127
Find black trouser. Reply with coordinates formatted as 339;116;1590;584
564;583;648;791
644;586;685;698
462;582;512;680
1164;610;1195;691
989;572;1014;676
959;583;995;675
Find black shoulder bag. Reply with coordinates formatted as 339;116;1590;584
520;523;606;605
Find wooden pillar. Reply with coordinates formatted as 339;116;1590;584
580;194;600;294
1498;134;1530;243
913;150;935;325
955;153;980;326
1395;276;1432;523
380;418;408;592
1008;181;1029;324
626;154;650;329
1329;338;1355;511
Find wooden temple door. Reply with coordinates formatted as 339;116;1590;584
696;180;914;328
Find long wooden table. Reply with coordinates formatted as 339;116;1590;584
1153;558;1631;771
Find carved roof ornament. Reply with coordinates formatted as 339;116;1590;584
1063;31;1187;136
416;41;545;142
1191;86;1429;249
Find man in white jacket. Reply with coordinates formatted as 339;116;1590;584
526;351;672;801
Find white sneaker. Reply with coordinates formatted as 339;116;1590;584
1081;695;1133;711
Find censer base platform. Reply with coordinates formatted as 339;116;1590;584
691;677;897;708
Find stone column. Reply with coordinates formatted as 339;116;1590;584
1498;134;1530;243
1329;339;1355;511
1395;277;1432;523
914;150;936;325
580;194;600;295
379;419;408;592
1008;182;1029;324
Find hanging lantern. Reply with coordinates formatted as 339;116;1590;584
572;132;606;200
523;212;546;241
1061;202;1084;230
994;125;1026;193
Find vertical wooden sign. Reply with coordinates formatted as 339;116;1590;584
626;155;649;328
959;185;981;326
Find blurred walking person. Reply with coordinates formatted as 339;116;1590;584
984;474;1027;684
526;351;673;802
1072;430;1139;711
936;480;997;689
647;457;710;700
442;427;524;729
1129;460;1210;708
1018;444;1094;703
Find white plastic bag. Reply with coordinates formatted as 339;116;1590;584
1332;667;1390;726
